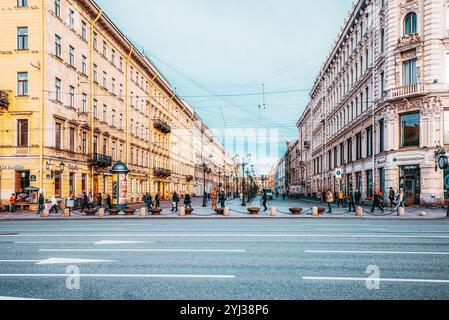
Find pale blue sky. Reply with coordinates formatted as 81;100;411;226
96;0;354;173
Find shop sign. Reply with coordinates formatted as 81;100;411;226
68;165;80;171
0;165;24;170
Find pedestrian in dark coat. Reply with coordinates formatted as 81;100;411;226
106;194;112;209
81;192;88;213
389;187;396;208
97;193;102;207
171;192;179;212
37;193;45;215
184;193;192;208
347;190;356;213
354;189;361;207
262;191;268;211
155;192;160;208
371;191;385;212
219;191;226;209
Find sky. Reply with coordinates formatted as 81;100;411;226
95;0;354;174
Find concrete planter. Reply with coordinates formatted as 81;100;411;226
248;207;261;215
289;208;303;215
151;208;162;216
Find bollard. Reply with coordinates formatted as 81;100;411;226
312;207;319;216
398;207;405;217
223;208;230;216
140;207;147;217
98;208;105;217
270;207;277;217
63;208;71;218
179;207;186;217
355;206;363;217
43;209;50;217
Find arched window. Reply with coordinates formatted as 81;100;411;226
404;12;417;35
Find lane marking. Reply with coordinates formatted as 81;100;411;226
0;273;235;279
0;296;43;300
3;234;449;239
303;276;449;284
13;241;152;245
38;249;246;253
0;258;115;265
306;250;449;255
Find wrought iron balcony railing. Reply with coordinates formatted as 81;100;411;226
89;153;112;168
154;167;172;178
153;119;171;134
0;90;9;110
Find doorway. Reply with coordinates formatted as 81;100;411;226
400;165;420;206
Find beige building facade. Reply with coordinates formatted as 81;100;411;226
295;0;449;206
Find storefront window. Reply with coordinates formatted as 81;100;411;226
366;170;373;198
54;171;62;197
81;174;87;193
69;173;75;196
400;112;420;147
15;170;30;193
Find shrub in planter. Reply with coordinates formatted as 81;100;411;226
109;208;120;216
318;207;326;214
215;208;224;215
248;207;261;214
151;208;162;215
185;208;194;215
84;209;97;216
124;208;136;216
289;208;303;215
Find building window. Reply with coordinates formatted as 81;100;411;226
380;29;385;52
379;119;385;153
81;173;87;193
112;78;116;94
82;132;87;154
93;64;98;82
366;126;373;157
54;0;60;17
119;57;123;72
17;119;28;147
81;21;87;41
69;86;75;108
69;10;74;29
111;50;116;65
356;133;362;160
17;0;28;6
17;72;28;96
69;46;75;67
404;12;417;35
69;127;75;152
82;55;87;75
119;114;123;130
366;170;373;198
380;72;385;97
17;27;28;50
93;99;97;118
400;112;420;147
54;171;62;197
102;41;107;57
55;122;62;150
103;71;107;88
55;34;61;58
112;110;116;127
93;32;98;50
339;143;344;166
403;59;417;85
347;138;353;163
103;105;107;123
82;93;87;113
55;78;61;102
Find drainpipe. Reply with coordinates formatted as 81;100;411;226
40;0;46;194
125;47;133;166
90;10;103;193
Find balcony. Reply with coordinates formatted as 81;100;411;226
0;90;9;110
15;146;29;156
396;33;422;50
304;141;311;149
89;153;112;168
186;175;194;181
154;167;172;178
153;119;171;134
385;83;426;100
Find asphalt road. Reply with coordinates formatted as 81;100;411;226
1;218;449;300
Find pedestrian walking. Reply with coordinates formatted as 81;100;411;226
50;196;59;214
106;194;112;209
88;192;94;209
9;193;16;213
371;191;385;212
171;192;179;212
184;192;192;209
394;189;406;211
347;190;356;213
389;187;396;208
211;187;218;210
97;193;102;207
354;189;361;207
262;191;268;211
326;190;334;213
338;190;344;207
81;192;88;213
283;192;286;201
219;191;226;209
37;193;45;215
155;192;160;208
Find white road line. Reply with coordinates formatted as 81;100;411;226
303;276;449;284
3;234;449;239
0;258;115;265
0;260;39;263
38;249;246;253
305;250;449;255
0;296;43;300
0;273;235;279
14;241;152;245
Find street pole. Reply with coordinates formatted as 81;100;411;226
202;164;207;207
241;163;246;206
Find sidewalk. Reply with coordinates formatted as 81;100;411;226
0;197;447;220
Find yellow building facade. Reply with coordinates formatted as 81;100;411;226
0;0;198;207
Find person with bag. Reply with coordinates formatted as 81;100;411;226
171;192;179;212
326;190;334;213
184;192;192;209
50;196;59;214
37;193;45;215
